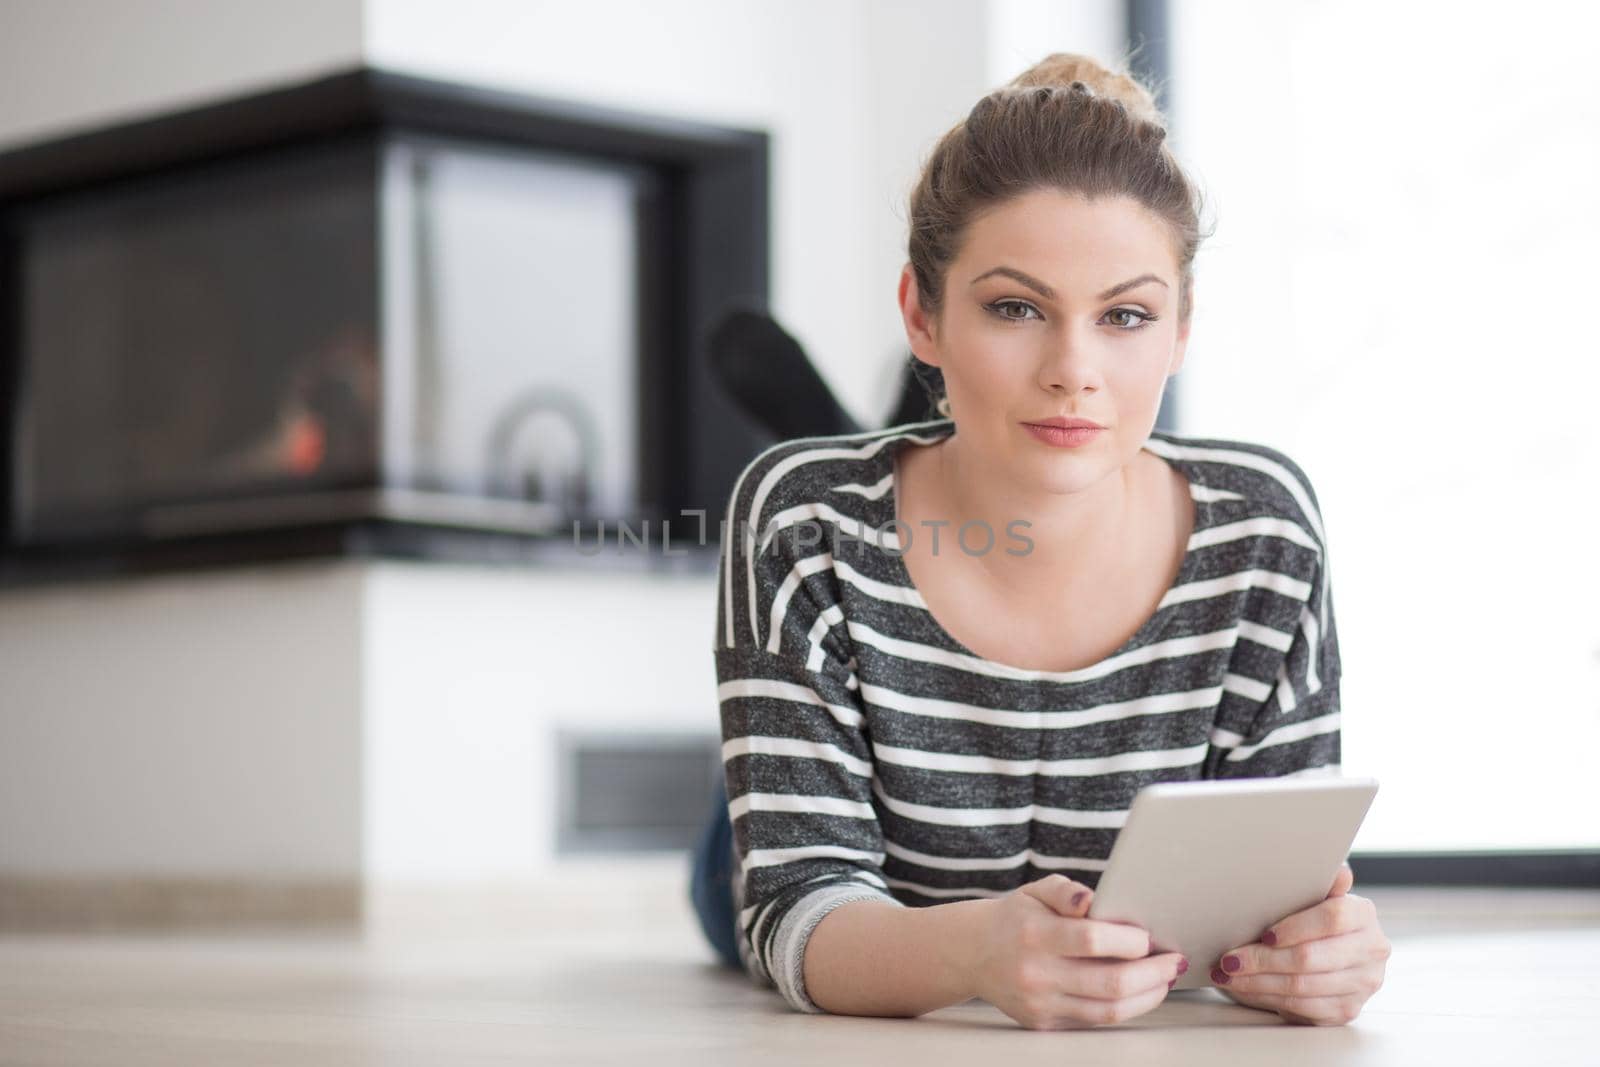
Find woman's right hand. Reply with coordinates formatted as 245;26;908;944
967;874;1188;1030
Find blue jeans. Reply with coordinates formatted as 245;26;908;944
687;777;742;968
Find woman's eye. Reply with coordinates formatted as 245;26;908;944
1105;308;1155;329
987;299;1041;323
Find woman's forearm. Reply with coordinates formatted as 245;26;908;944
801;897;992;1017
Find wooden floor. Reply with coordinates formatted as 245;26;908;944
2;857;1598;1066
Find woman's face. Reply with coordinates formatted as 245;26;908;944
898;188;1190;495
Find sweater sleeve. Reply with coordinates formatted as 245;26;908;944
1204;533;1343;780
711;448;905;1014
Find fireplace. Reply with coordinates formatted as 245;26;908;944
0;69;771;584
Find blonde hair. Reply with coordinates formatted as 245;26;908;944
907;52;1208;419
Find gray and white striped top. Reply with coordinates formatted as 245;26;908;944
711;416;1341;1014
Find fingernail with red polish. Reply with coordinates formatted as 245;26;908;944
1071;891;1086;907
1211;967;1231;985
1222;955;1242;972
1261;929;1278;946
1176;957;1189;976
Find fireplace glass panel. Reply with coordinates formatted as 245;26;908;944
8;131;655;545
10;139;380;543
379;134;647;526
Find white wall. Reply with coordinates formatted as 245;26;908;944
0;0;363;148
362;562;717;884
0;562;364;879
0;555;719;890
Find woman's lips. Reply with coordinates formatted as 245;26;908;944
1023;422;1104;448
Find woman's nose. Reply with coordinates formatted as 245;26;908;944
1036;323;1101;394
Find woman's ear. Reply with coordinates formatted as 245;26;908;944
1170;313;1191;377
1170;277;1195;377
898;263;942;368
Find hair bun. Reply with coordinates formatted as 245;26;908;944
1006;52;1164;130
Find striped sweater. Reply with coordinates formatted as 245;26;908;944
711;416;1341;1014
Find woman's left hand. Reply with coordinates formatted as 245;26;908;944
1209;862;1391;1025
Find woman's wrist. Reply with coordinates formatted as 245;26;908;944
928;896;995;1005
804;895;995;1016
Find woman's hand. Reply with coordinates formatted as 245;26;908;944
1209;861;1391;1025
968;874;1188;1030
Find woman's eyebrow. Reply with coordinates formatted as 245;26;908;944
970;267;1169;301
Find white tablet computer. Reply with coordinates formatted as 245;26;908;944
1086;776;1379;990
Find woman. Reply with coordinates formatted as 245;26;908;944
689;52;1389;1029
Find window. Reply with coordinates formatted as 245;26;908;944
1171;0;1600;853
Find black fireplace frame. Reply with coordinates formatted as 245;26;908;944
0;67;771;587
